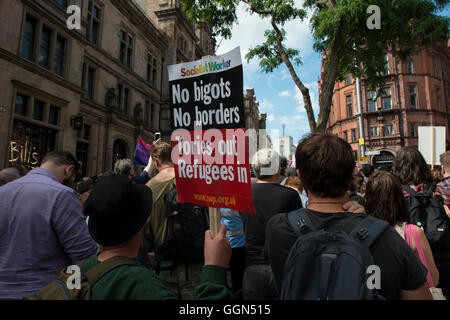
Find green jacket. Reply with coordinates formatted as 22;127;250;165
80;254;232;300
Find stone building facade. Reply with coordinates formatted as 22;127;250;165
0;0;215;177
139;0;216;139
324;42;450;169
243;88;270;151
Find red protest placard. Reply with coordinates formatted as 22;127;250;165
168;47;255;214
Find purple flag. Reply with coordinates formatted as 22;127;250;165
133;137;152;166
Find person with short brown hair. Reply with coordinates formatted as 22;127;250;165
144;140;209;299
0;150;97;299
151;140;173;164
265;133;432;300
0;168;20;187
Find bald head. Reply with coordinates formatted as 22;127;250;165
0;168;20;187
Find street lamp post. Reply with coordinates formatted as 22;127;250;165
356;77;365;159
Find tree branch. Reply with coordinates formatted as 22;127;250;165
317;0;337;9
270;12;317;131
241;0;272;16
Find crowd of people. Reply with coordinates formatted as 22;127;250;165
0;133;450;300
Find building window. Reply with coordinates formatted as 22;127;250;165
76;123;91;177
147;53;157;85
82;63;96;100
117;84;123;110
76;141;89;177
22;16;36;61
346;95;353;117
382;88;392;109
385;125;394;136
86;67;95;99
117;84;130;116
353;151;358;162
53;36;65;76
437;87;442;111
152;58;157;86
33;100;45;121
351;129;357;143
433;56;438;77
119;30;133;68
38;26;52;68
367;90;376;112
345;74;351;85
15;93;29;116
407;60;414;74
87;1;101;45
14;92;61;127
57;0;68;8
411;123;417;137
178;36;187;54
84;124;91;141
10;119;57;170
77;123;91;140
409;85;417;109
48;105;60;125
344;131;348;142
10;91;62;170
370;127;379;137
381;54;389;75
21;16;66;76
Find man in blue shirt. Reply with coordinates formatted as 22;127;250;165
0;151;98;299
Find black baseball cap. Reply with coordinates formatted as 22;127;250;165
85;174;153;246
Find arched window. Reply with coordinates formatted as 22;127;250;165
112;139;128;169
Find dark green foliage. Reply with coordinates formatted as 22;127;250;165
182;0;449;131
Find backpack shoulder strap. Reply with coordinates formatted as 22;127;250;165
287;208;314;238
424;183;437;195
164;186;179;218
84;256;141;288
402;184;417;197
350;216;389;248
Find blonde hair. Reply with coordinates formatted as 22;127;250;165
440;151;450;171
285;176;302;192
151;141;172;164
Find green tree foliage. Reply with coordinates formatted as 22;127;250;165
183;0;449;132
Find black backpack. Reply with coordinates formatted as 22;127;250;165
155;186;209;271
402;184;450;253
280;209;388;300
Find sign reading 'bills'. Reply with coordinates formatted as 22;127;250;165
169;47;255;213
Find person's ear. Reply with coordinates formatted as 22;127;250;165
65;165;75;178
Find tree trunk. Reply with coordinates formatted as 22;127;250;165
271;17;317;132
316;19;345;132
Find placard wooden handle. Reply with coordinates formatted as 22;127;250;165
208;207;221;236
